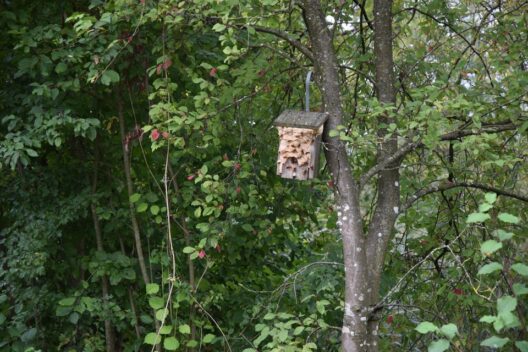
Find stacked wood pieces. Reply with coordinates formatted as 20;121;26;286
276;127;318;180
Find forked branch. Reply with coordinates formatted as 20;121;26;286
401;181;528;213
360;122;519;189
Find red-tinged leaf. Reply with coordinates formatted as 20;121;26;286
235;187;241;194
453;288;464;296
234;163;241;171
209;67;217;77
387;315;394;324
151;129;160;141
162;131;169;139
198;250;206;259
187;175;195;181
215;244;221;253
156;64;162;75
162;59;172;70
223;153;229;161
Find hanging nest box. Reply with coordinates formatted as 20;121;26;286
273;72;328;180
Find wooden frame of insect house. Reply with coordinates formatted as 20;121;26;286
273;72;328;180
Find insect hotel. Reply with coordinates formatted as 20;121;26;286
273;72;328;180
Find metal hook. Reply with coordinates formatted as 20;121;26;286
305;70;312;112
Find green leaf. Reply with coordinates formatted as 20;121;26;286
179;324;191;334
0;313;5;325
513;283;528;296
186;340;198;347
140;314;153;324
101;69;120;86
480;240;502;256
479;315;496;323
477;262;503;275
144;332;161;345
183;246;195;254
428;339;450;352
21;328;37;343
137;202;148;212
26;149;38;157
56;306;72;317
156;308;168;321
212;23;226;32
69;312;80;324
439;323;458;340
159;325;172;334
484;193;497;204
59;297;76;306
498;311;520;329
511;263;528;276
497;213;519;224
293;326;304;335
202;333;215;343
479;203;493;213
466;212;490;223
415;321;438;334
146;283;160;295
55;62;67;74
278;329;288;342
150;205;160;215
316;300;329;315
149;296;164;310
493;318;504;332
130;193;141;203
480;336;509;348
495;229;514;241
515;341;528;352
164;337;180;350
497;296;517;313
263;313;275;320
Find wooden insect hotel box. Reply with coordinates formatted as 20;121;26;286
273;110;328;180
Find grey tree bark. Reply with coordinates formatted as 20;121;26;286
302;0;398;351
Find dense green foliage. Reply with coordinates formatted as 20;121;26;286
1;0;527;351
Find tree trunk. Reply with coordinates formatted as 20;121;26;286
119;237;142;339
366;0;399;349
302;1;368;351
302;0;398;351
117;93;162;351
167;164;198;348
90;140;117;352
117;94;151;286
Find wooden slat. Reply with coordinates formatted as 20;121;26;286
273;110;328;130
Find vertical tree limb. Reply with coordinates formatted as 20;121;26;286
167;164;198;346
117;93;151;286
90;138;117;352
366;0;399;349
117;92;161;351
302;1;368;351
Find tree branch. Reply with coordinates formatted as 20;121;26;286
403;7;495;87
401;181;528;213
352;0;374;30
250;25;314;62
360;122;519;189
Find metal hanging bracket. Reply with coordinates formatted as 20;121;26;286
305;70;313;112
